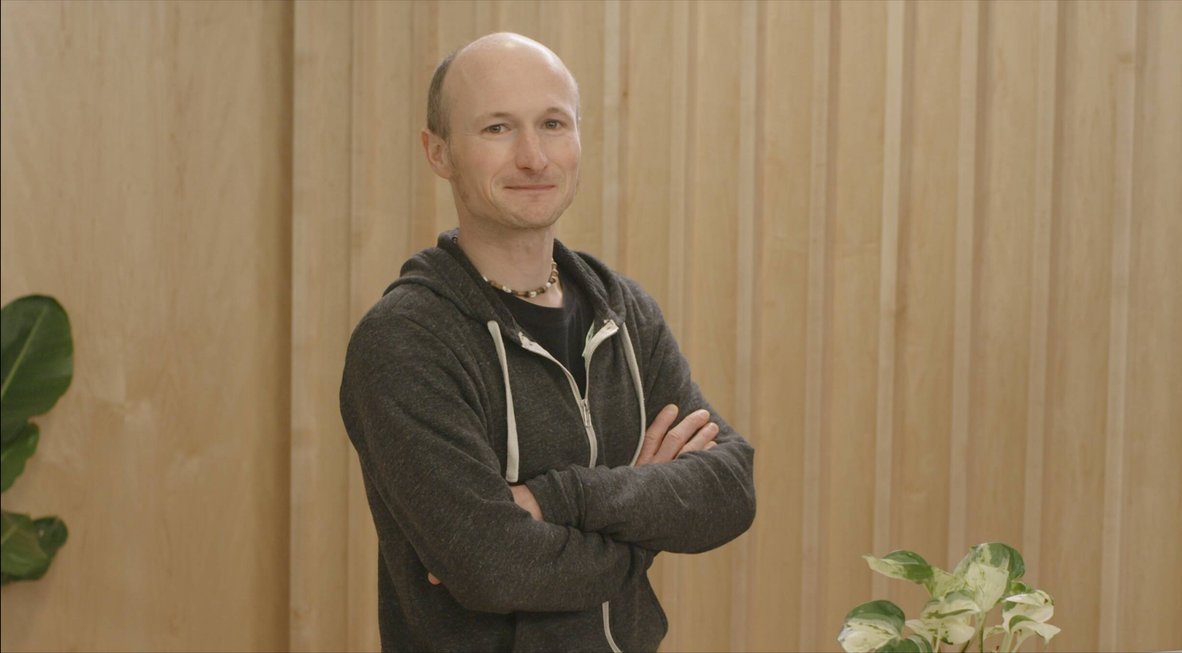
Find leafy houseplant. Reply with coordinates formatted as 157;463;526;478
838;543;1059;653
1;295;74;585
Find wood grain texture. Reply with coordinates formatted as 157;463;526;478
3;2;1181;652
1098;2;1140;650
0;2;293;651
1120;2;1182;649
872;0;906;601
947;0;980;566
822;3;887;641
1043;3;1124;649
1022;0;1060;589
290;2;353;650
799;2;835;649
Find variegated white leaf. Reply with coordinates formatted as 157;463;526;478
838;617;901;653
1003;589;1055;630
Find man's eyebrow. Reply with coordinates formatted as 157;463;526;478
473;107;575;122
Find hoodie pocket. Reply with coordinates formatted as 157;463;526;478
603;574;667;652
509;574;666;653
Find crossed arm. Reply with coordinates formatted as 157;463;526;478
428;405;719;585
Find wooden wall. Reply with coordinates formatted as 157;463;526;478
0;1;293;651
2;1;1179;652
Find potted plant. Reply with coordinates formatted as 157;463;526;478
838;542;1059;653
1;294;74;585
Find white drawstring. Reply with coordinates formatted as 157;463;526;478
620;323;647;467
486;321;520;483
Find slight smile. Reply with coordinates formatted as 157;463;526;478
503;184;556;192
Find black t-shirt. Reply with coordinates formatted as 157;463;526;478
500;270;594;396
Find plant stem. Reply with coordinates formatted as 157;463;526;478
1000;631;1013;653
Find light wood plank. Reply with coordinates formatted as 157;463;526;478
0;3;293;650
1098;2;1140;650
291;3;353;651
749;1;813;649
1119;1;1182;647
872;0;906;600
1023;0;1059;590
1043;2;1126;648
600;0;622;267
947;0;981;566
800;2;834;649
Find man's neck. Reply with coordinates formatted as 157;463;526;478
455;222;564;309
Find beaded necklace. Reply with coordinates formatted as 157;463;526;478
482;260;559;299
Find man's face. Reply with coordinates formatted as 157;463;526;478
434;42;581;233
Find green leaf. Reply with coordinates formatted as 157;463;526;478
1;422;39;492
24;516;68;581
1;510;49;578
952;543;1024;613
864;550;934;585
839;600;906;653
0;511;67;585
846;599;906;630
1;295;73;445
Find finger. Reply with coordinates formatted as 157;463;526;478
428;572;441;586
705;441;718;450
654;409;711;463
676;422;720;457
637;404;678;465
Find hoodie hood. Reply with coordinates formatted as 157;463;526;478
385;230;626;344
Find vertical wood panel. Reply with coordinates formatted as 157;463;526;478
1;2;294;651
888;0;959;603
619;1;673;299
291;2;352;650
947;0;981;565
872;0;906;601
749;1;813;649
799;2;835;649
599;0;622;267
1120;2;1182;649
1097;3;1140;650
409;2;441;251
822;2;886;643
972;0;1041;561
1044;3;1125;649
1022;0;1060;588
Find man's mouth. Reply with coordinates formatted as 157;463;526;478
503;184;556;191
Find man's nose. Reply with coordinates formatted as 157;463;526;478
514;129;548;171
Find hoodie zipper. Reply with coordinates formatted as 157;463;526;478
518;319;618;466
517;319;625;653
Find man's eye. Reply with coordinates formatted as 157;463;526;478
485;124;506;134
543;120;562;130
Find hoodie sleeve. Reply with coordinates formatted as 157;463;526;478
340;299;652;614
523;282;757;554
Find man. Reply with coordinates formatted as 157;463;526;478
340;32;755;652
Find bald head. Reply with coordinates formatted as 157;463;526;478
426;33;579;141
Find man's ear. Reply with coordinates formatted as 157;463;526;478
421;129;453;180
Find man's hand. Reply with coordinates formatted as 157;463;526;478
635;404;719;466
428;483;543;586
511;483;543;522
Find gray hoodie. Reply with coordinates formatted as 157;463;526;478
340;231;756;652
